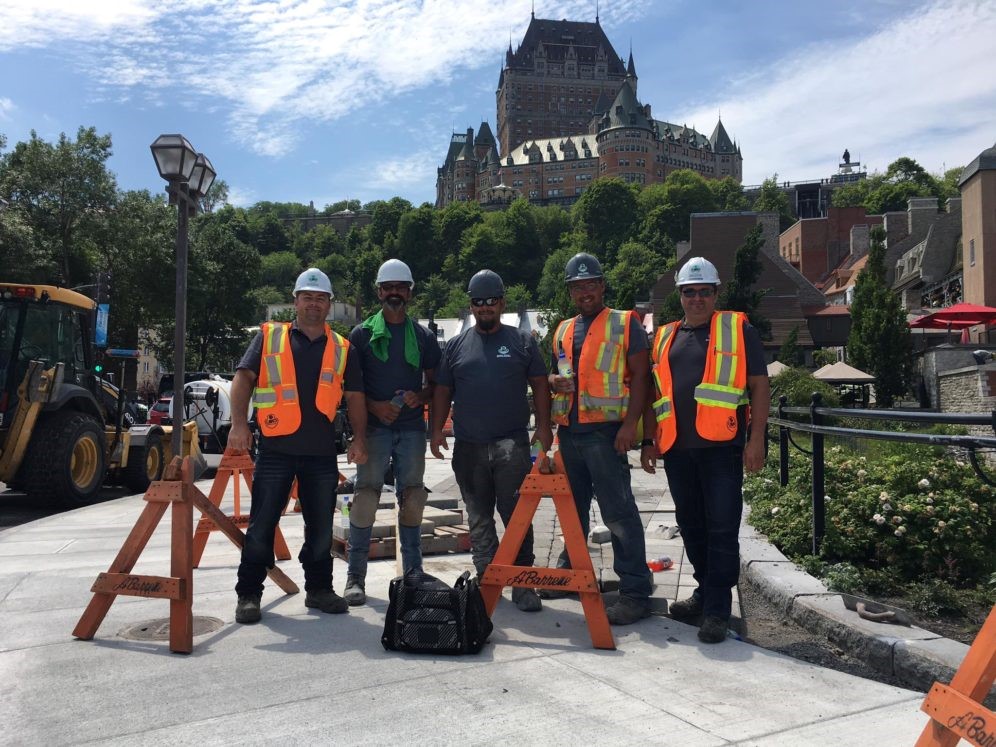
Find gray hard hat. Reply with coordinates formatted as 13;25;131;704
564;252;604;283
467;269;505;298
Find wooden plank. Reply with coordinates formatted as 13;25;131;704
170;458;194;654
483;564;598;593
920;683;996;747
73;501;170;640
144;481;186;504
191;488;299;595
91;573;182;600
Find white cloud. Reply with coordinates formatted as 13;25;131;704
675;0;996;183
0;0;652;158
225;184;256;207
0;97;14;120
359;148;440;191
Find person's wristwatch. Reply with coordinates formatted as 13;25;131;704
639;439;655;448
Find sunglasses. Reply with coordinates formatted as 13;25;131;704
379;282;410;292
680;287;716;298
471;297;503;307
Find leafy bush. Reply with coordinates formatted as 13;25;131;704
744;444;995;587
770;368;840;407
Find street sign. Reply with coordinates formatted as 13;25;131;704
95;304;109;347
105;348;141;359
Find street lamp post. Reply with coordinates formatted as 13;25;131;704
150;135;216;459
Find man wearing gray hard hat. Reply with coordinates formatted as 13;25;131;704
545;252;654;625
229;267;368;625
430;270;552;612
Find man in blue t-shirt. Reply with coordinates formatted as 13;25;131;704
430;270;552;612
344;259;441;606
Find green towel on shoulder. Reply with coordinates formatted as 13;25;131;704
361;310;421;368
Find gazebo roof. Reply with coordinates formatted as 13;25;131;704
812;362;875;383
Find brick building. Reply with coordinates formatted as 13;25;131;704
436;13;742;208
959;142;996;309
650;212;839;355
779;206;883;284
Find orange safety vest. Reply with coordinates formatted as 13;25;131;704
552;307;635;425
252;322;349;437
650;311;748;453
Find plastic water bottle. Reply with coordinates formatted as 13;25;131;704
647;555;673;572
340;495;351;528
390;390;406;408
556;352;575;392
530;441;541;463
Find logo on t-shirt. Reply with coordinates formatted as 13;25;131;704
497;345;511;358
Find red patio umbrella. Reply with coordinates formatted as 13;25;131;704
908;302;996;329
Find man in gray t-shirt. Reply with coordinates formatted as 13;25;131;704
430;270;552;612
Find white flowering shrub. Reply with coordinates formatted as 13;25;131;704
744;445;995;587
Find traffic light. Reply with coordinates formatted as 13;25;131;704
93;350;104;376
97;270;112;303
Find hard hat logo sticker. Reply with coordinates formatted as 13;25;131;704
578;263;588;272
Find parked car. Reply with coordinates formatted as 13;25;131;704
148;397;172;426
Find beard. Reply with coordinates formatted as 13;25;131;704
384;294;406;310
476;315;498;331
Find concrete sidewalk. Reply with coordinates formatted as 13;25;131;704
0;450;930;745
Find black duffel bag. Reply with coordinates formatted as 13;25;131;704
381;568;493;654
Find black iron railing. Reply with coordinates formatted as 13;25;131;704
768;393;996;554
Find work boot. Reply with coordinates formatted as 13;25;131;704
235;595;261;624
669;595;703;620
605;595;651;625
512;587;543;612
697;615;729;643
305;589;349;614
343;575;366;606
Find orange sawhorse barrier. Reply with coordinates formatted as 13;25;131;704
192;449;291;568
916;603;996;746
73;457;299;654
479;451;615;650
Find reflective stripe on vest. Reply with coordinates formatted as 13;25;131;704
552;307;633;425
253;322;348;437
649;311;747;453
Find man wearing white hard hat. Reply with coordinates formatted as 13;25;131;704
229;268;368;625
344;258;441;605
641;256;769;643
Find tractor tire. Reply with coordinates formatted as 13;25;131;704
21;411;106;505
123;437;164;493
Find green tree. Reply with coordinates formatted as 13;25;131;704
537;241;578;320
200;178;229;213
638;170;716;245
0;126;116;286
656;290;683;325
718;225;771;338
778;326;804;367
396;204;439;281
710;177;750;211
260;251;301;292
437;201;483;279
846;227;912;406
410;274;455;319
938;166;964;200
102;190;176;365
368;197;413;247
504;283;533;311
571;177;638;264
150;217;261;371
831;157;947;214
606;239;666;311
752;175;794;231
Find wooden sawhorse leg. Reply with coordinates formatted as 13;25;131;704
480;452;615;650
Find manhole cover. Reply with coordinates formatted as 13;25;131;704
118;616;224;641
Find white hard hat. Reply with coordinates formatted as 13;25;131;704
675;256;720;286
376;258;415;290
294;268;334;298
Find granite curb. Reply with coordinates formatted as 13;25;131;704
739;505;996;707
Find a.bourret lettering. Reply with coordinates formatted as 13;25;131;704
113;577;164;596
948;711;996;747
509;570;570;587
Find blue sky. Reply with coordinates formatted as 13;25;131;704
1;0;994;208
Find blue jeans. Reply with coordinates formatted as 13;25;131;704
557;424;652;602
236;446;339;596
452;437;534;576
663;445;744;619
349;427;426;577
